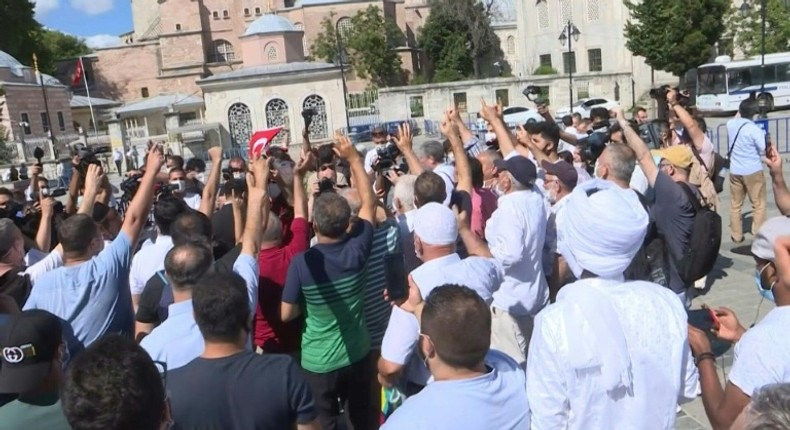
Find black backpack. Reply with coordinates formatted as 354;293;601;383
625;192;670;287
673;183;722;284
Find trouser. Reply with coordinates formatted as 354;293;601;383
490;307;535;369
677;288;693;310
729;171;766;242
114;160;122;174
302;352;379;430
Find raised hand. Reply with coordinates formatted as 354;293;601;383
709;306;746;343
479;98;500;123
40;197;56;218
84;164;104;196
396;123;413;152
296;148;315;177
145;144;165;172
610;106;625;121
250;154;271;187
208;146;222;163
765;145;782;175
332;132;359;161
440;111;459;138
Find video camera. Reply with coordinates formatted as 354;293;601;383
649;85;690;107
372;140;405;174
522;85;549;106
72;145;102;178
575;120;612;164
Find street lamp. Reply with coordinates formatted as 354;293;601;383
335;20;350;131
559;21;581;115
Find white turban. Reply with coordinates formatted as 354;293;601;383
557;179;648;280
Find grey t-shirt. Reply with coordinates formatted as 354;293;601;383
653;172;696;294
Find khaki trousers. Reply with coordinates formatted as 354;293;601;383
490;307;535;369
729;171;767;242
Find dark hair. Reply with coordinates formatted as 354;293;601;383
635;106;647;114
58;214;98;254
193;272;249;343
414;171;447;207
589;107;610;123
312;193;351;238
539;122;561;146
221;178;247;199
168;167;185;177
561;115;573;127
693;115;708;133
153;196;188;236
739;98;759;119
61;334;166;430
0;188;12;198
316;144;336;166
558;150;574;164
165;241;214;288
421;284;491;369
572;112;582;120
469;157;485;189
185;158;206;173
523;122;543;135
170;210;213;246
168;155;184;170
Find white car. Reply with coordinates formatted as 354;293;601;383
555;98;620;119
501;106;545;127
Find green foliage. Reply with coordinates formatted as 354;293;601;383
417;0;506;82
533;65;558;75
623;0;729;76
727;0;790;56
0;0;91;75
309;6;404;87
0;126;15;165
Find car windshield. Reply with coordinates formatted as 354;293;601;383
697;66;727;95
503;107;527;115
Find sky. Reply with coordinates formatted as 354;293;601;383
35;0;131;48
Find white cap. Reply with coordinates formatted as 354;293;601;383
414;202;458;246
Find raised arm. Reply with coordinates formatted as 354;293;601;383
669;89;706;154
447;105;476;144
615;107;658;186
199;146;223;217
78;164;104;216
517;124;550;164
455;205;493;258
480;98;518;157
121;146;164;246
765;146;790;216
293;148;313;221
442;112;472;195
335;133;376;224
393;123;423;175
241;157;270;258
64;158;81;215
231;190;244;244
34;198;56;252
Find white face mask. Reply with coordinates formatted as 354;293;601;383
485;132;496;142
196;173;206;183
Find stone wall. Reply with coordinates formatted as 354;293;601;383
2;84;74;143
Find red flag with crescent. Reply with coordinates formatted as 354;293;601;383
248;127;283;159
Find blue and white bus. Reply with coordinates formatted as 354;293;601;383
696;52;790;113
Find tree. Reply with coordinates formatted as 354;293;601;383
417;0;506;82
0;126;15;165
727;0;790;56
0;0;91;75
310;6;404;87
624;0;729;77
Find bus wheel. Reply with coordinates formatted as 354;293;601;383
758;93;774;112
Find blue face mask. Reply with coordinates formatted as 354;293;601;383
755;270;776;302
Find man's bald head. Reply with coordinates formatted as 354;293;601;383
164;241;214;289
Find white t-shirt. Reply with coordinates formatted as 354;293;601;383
729;306;790;397
382;350;530;430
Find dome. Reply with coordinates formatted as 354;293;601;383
244;14;296;36
0;50;24;69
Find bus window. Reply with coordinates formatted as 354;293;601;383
698;66;726;95
728;68;752;92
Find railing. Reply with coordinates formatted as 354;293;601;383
707;116;790;154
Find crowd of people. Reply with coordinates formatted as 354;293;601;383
0;89;789;430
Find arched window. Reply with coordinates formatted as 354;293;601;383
208;39;236;63
265;98;290;145
506;36;515;55
265;43;278;61
537;1;549;29
228;103;253;147
337;17;352;39
303;95;328;140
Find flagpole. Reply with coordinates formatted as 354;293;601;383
80;57;99;140
32;54;56;159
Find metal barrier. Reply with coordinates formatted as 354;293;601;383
707;116;790;154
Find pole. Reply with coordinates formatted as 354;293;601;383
32;54;56;159
568;21;573;115
759;0;768;119
336;21;350;131
80;57;100;139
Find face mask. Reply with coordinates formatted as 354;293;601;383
196;173;206;183
170;180;186;192
485;132;496;142
40;187;50;197
546;184;559;205
493;184;506;198
755;274;776;302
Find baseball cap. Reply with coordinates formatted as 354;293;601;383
413;202;458;246
652;145;693;170
0;310;63;394
752;216;790;262
541;160;578;190
494;156;537;187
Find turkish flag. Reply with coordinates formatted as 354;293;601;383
248;127;284;159
71;59;83;87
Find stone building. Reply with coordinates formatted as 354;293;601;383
0;50;78;161
198;14;346;148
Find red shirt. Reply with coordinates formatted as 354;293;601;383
253;217;309;353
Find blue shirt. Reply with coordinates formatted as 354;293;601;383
727;117;766;176
382;350;530;430
141;254;259;371
24;232;134;355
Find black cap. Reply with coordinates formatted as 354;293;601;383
541;160;578;190
494;156;537;186
0;310;62;393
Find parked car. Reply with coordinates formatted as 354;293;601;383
501;106;545;127
555;98;620;119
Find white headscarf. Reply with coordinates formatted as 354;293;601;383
557;179;648;280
